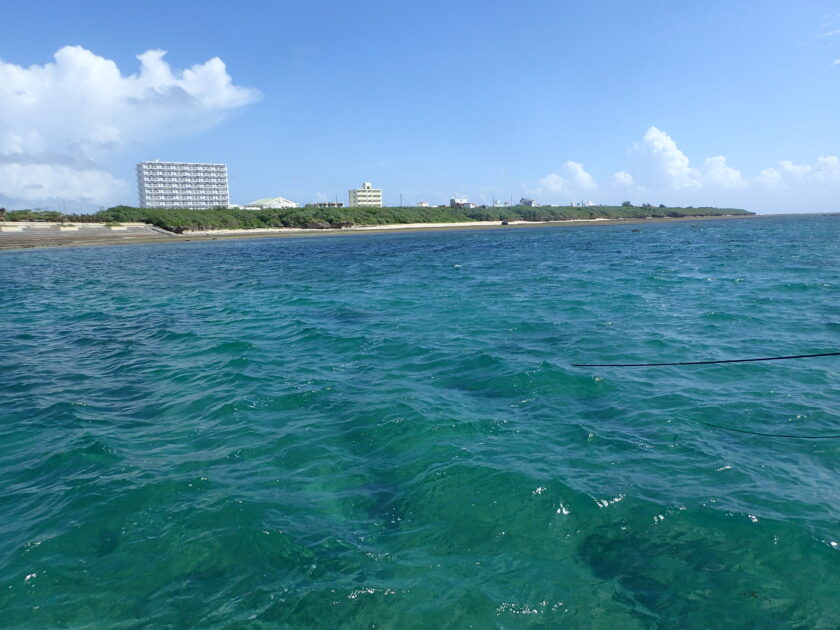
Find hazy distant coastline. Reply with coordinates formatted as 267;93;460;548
0;212;759;252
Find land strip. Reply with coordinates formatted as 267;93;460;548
0;214;759;253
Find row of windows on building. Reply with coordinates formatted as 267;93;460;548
142;186;227;190
138;165;225;171
140;177;225;181
143;195;228;199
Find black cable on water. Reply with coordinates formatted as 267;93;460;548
572;351;840;368
695;421;840;440
572;351;840;438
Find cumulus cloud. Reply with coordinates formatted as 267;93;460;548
610;171;634;187
759;157;840;187
703;155;746;189
532;127;840;212
0;156;129;205
635;126;701;190
0;46;258;208
537;160;597;199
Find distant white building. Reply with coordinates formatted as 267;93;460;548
520;197;540;207
348;182;383;207
247;196;299;209
137;160;229;209
450;198;469;208
416;201;431;207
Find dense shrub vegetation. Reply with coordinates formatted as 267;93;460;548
5;204;752;230
6;209;66;221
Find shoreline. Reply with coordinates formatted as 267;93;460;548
0;214;759;253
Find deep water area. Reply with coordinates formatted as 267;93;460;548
1;215;839;628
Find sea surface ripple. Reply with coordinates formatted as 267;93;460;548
1;215;839;628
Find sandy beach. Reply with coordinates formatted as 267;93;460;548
0;214;757;252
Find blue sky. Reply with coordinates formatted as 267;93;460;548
2;0;840;212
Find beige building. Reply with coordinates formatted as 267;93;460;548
348;182;383;207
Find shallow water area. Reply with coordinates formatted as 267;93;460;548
1;215;839;628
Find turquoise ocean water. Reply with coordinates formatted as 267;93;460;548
1;215;839;628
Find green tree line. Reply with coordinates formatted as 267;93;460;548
5;204;752;230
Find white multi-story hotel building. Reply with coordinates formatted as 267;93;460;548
137;161;229;209
348;182;383;207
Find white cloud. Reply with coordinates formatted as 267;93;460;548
832;58;840;66
813;156;840;180
538;160;597;199
757;167;782;188
0;157;129;205
636;126;701;189
703;155;746;189
0;46;258;209
610;171;634;187
760;157;840;187
531;127;840;212
750;157;840;210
